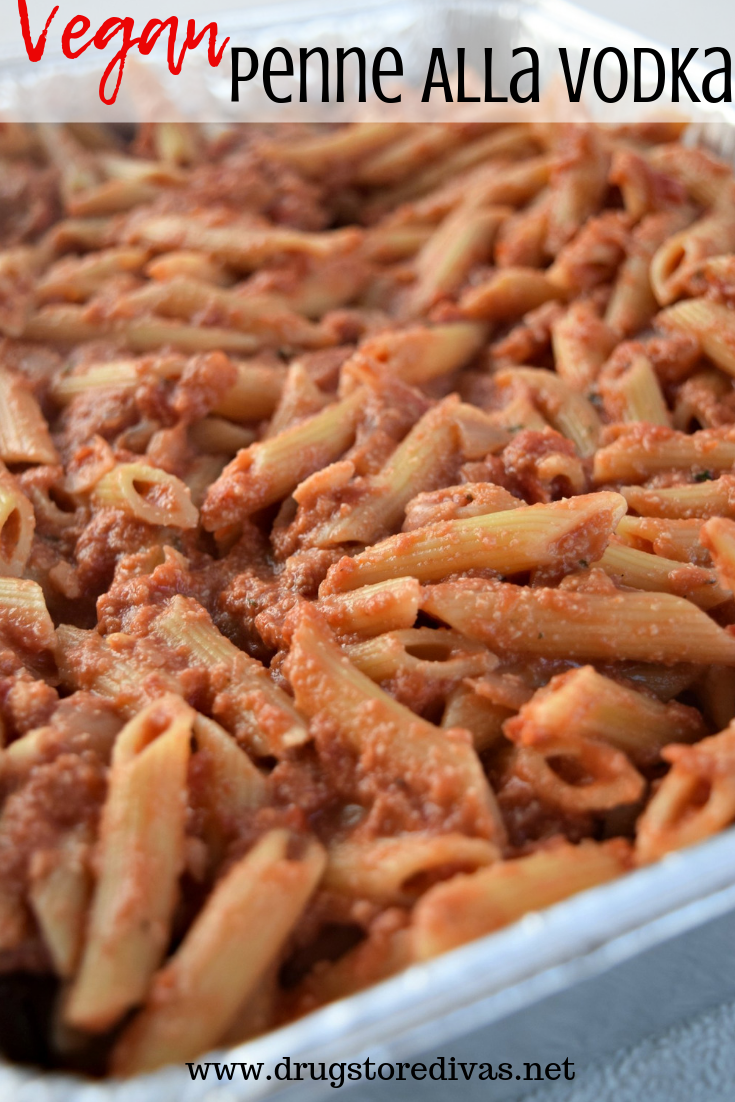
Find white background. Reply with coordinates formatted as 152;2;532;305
0;0;729;52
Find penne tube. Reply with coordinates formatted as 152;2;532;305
28;825;93;979
202;388;364;528
544;125;610;254
145;249;232;285
441;685;513;753
55;625;189;715
92;462;198;529
0;462;34;577
701;516;735;591
50;354;185;404
354;125;469;188
363;223;434;262
353;322;487;385
0;365;57;465
111;278;328;348
188;417;256;455
191;713;268;826
616;514;708;564
212;359;287;421
593;541;729;610
68;179;166;217
263;123;412;177
344;626;496;685
0;577;56;654
673;369;733;433
387;155;552;227
407;205;510;315
512;738;645;813
324;834;498;906
551;299;617;391
598;353;670;427
37;123;101;205
320;492;625;593
605;206;698;334
284;605;503;840
594;426;735;484
367;126;536;210
658;297;735;377
22;305;262;355
650;207;735;306
494;190;551;269
422;578;735;665
310;395;461;546
494;366;601;456
317;576;421;637
460;267;563;322
64;696;193;1032
150;596;308;758
636;723;735;863
412;839;630;959
648;143;733;206
111;831;326;1075
621;476;735;520
505;665;706;767
35;248;148;303
402;482;521;531
124;212;361;271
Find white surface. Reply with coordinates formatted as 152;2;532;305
0;0;730;51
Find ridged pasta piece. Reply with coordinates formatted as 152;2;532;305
92;462;198;529
621;476;735;520
0;365;57;465
64;696;193;1032
407;204;510;315
0;462;34;577
320;492;625;593
351;322;487;385
111;831;326;1074
344;626;496;685
505;665;706;767
412;839;631;959
593;541;729;610
323;834;499;906
650;207;735;306
598;352;670;426
124;212;361;271
309;395;461;546
594;426;735;484
636;723;735;863
493;366;601;456
201;388;365;528
284;605;503;840
150;596;308;758
511;738;646;813
317;577;420;637
701;516;735;591
552;299;617;391
460;267;563;322
422;578;735;665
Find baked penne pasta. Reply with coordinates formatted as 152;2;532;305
5;119;735;1080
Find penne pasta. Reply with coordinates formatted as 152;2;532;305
422;578;735;665
412;839;630;959
64;696;193;1032
112;831;326;1074
321;492;625;592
